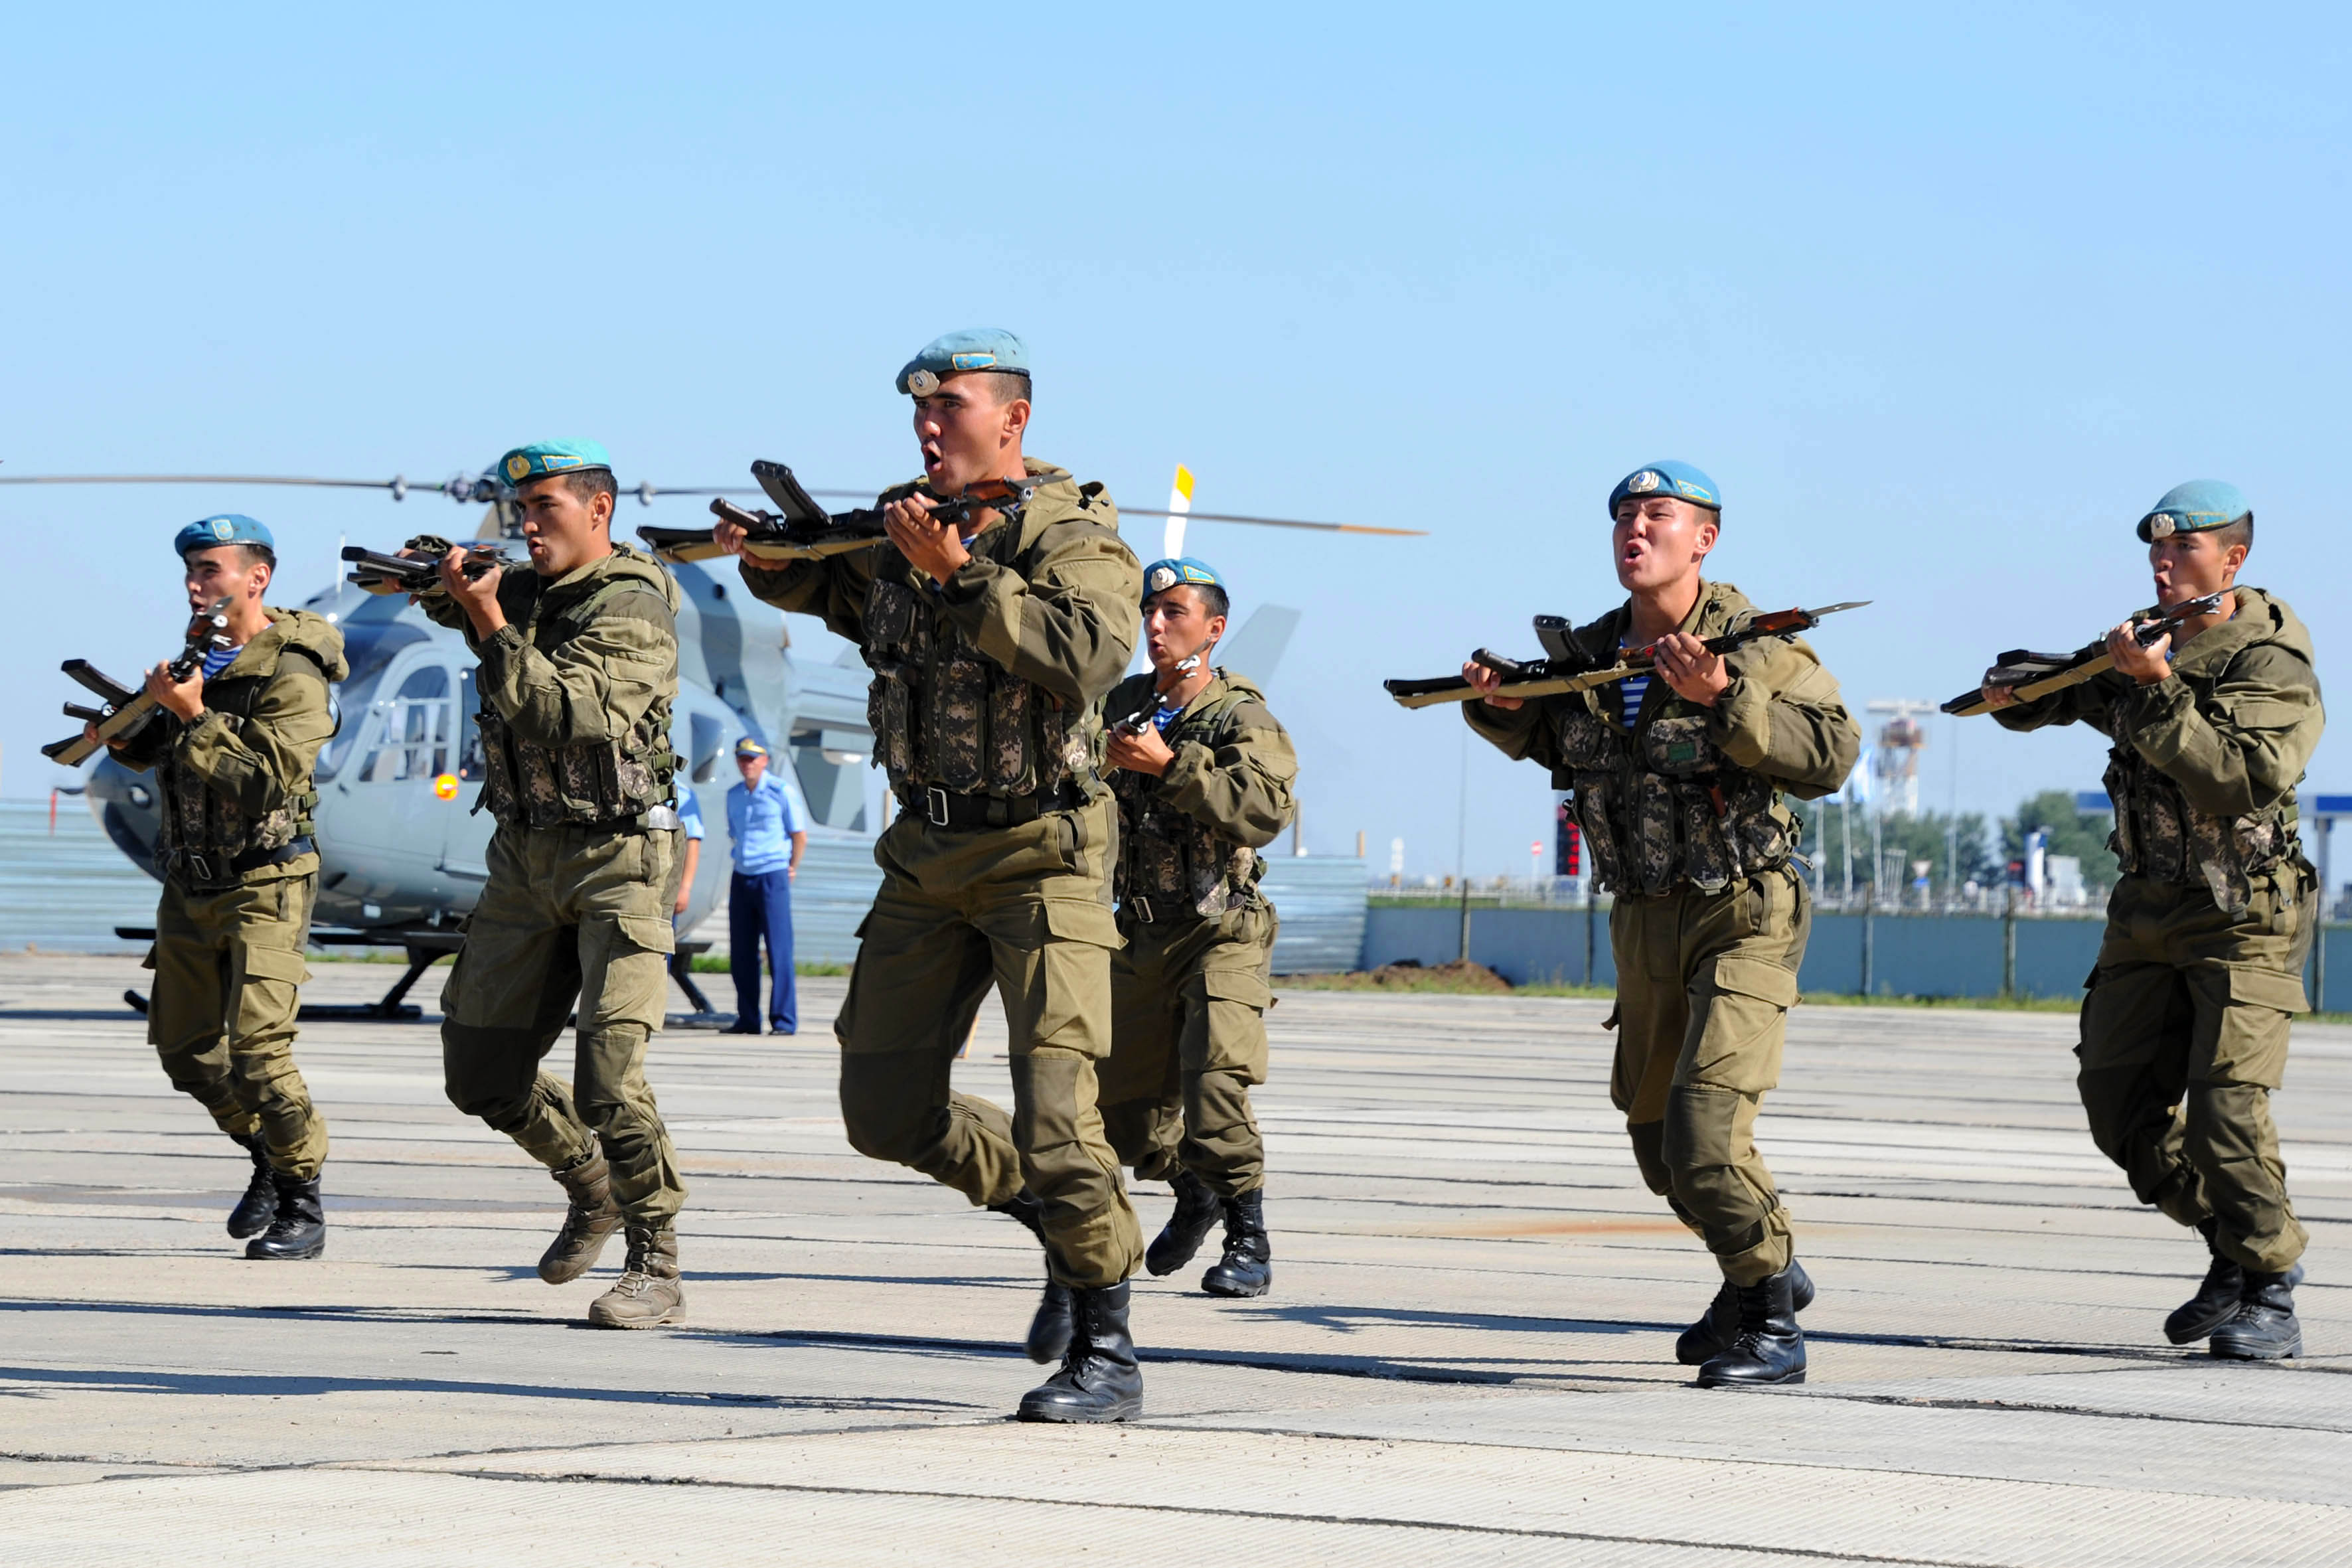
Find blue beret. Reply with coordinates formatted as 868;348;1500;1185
2138;479;2250;542
500;439;613;487
175;513;274;557
734;737;769;758
1607;461;1721;519
1140;556;1223;604
897;329;1030;396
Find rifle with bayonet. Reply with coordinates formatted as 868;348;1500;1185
1107;649;1213;740
341;542;519;595
42;597;235;767
637;460;1048;564
1384;601;1871;710
1940;590;2229;718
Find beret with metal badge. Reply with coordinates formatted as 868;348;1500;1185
1140;556;1223;605
2137;479;2250;542
173;513;275;557
897;328;1030;396
1607;460;1721;520
499;439;613;487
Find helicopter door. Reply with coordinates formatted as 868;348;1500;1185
329;659;467;909
439;665;493;882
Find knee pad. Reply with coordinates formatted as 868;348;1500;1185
1623;1119;1675;1199
836;1052;938;1164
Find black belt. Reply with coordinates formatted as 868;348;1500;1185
906;785;1074;831
166;836;315;892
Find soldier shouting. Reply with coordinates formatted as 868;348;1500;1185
408;441;692;1330
718;329;1148;1422
1464;462;1859;1387
1982;481;2322;1359
105;514;347;1261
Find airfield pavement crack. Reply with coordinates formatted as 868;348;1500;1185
374;1463;1999;1568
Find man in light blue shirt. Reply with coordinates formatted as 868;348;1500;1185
724;738;808;1034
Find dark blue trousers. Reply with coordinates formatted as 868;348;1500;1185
728;868;797;1032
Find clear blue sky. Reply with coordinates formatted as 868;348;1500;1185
5;4;2346;880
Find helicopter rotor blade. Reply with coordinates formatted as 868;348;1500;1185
0;474;1423;534
0;473;448;493
1116;504;1423;536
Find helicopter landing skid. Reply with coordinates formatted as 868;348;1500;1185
114;926;457;1024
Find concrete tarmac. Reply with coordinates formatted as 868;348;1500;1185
1;953;2345;1565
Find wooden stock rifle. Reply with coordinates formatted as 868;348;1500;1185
1385;601;1870;710
637;460;1048;564
44;597;234;767
1940;590;2229;717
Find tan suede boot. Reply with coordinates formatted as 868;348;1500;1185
539;1150;623;1285
588;1226;684;1329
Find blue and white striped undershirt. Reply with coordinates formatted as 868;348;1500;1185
200;645;242;679
1617;672;1650;726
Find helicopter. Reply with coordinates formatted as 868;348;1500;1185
12;459;1411;1018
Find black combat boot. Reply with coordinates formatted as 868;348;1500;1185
226;1133;276;1240
1200;1188;1272;1298
538;1149;623;1285
1144;1168;1223;1277
990;1190;1075;1364
2164;1219;2245;1346
1695;1266;1806;1387
244;1170;325;1261
1677;1259;1814;1366
1017;1281;1144;1423
2209;1263;2304;1361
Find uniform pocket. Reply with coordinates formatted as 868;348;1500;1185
1709;955;1800;1010
1020;898;1123;1055
2225;964;2308;1016
1201;968;1272;1011
240;945;312;986
613;912;677;955
1042;898;1123;950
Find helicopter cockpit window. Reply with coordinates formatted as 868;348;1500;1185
356;664;455;783
456;666;483;778
689;713;722;784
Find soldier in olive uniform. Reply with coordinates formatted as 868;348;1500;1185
408;441;692;1329
1984;481;2321;1359
716;330;1148;1422
1464;462;1859;1387
106;514;347;1261
1096;557;1297;1299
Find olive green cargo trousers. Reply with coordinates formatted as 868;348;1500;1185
1100;903;1275;1197
835;793;1143;1290
441;823;686;1229
148;870;329;1180
2078;868;2315;1273
1609;866;1808;1287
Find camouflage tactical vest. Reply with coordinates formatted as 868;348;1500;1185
157;649;331;884
1110;682;1264;921
860;507;1104;808
1551;702;1797;898
475;576;679;830
2101;696;2298;917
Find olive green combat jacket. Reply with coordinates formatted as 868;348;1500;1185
1992;587;2322;910
416;544;681;757
1105;669;1298;849
1465;580;1857;896
115;607;349;886
738;461;1138;708
1991;587;2322;823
